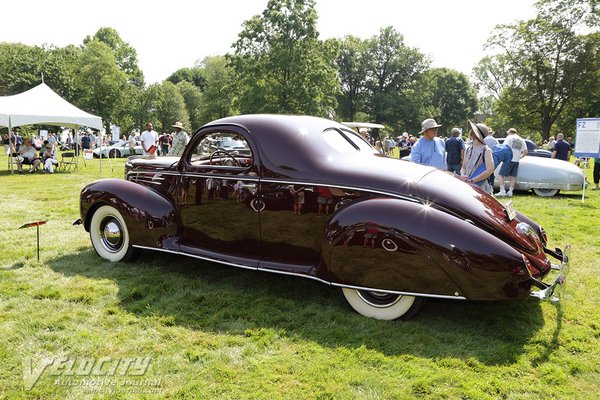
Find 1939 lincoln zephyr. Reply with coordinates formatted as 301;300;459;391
76;115;569;320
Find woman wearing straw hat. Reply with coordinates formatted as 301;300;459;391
461;121;495;194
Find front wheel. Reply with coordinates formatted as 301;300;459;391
341;288;424;320
532;188;559;197
89;205;136;262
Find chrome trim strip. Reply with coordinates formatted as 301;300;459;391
256;267;331;285
258;178;419;203
331;282;468;300
132;245;465;301
126;170;419;202
132;245;258;271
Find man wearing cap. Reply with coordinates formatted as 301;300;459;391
445;127;464;174
169;121;189;157
411;118;446;169
397;132;411;159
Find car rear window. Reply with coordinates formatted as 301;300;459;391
322;128;374;154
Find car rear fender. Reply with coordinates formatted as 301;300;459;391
80;178;178;248
322;197;532;300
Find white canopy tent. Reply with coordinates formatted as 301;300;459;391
0;82;103;172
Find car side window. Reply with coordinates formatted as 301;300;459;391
526;141;535;151
189;131;253;170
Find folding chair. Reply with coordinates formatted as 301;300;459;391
59;152;76;171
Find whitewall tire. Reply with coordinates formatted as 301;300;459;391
341;288;424;320
89;205;135;262
532;188;559;197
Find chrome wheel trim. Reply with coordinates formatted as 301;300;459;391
357;290;403;308
99;217;124;253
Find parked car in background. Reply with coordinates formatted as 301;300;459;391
498;138;552;158
76;115;568;320
93;141;143;158
494;156;585;197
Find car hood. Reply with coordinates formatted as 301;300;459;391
127;156;180;171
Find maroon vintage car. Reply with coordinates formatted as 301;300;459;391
76;115;569;320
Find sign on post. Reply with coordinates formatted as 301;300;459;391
574;118;600;158
574;118;600;204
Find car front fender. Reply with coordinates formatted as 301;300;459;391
80;178;178;248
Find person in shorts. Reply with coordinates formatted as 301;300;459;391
496;128;527;197
316;186;334;216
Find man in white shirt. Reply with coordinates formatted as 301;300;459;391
496;128;528;197
140;123;159;157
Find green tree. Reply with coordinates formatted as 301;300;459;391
333;36;369;121
154;81;190;133
420;68;478;134
197;56;237;124
167;67;206;89
230;0;339;116
481;0;598;139
363;27;429;130
84;27;145;87
177;81;204;131
75;40;128;132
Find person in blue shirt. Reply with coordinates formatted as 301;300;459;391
445;127;464;174
411;118;446;169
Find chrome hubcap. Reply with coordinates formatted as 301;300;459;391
357;290;403;308
100;217;123;252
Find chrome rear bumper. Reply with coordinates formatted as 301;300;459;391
530;244;570;302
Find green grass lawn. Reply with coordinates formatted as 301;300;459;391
1;154;599;399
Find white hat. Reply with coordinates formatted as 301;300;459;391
402;132;409;138
172;121;185;129
419;118;442;134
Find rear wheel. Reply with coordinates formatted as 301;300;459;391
89;205;136;262
108;149;120;158
341;288;425;320
532;188;559;197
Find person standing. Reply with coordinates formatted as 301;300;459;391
411;118;446;169
445;127;464;174
483;126;500;188
551;133;571;161
159;132;170;156
496;128;527;197
140;122;159;157
461;121;495;194
168;121;189;156
397;132;412;158
592;156;600;190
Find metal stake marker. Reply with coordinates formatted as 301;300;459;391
19;221;47;261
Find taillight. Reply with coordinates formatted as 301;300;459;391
538;226;548;244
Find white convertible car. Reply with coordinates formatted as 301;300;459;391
494;156;585;197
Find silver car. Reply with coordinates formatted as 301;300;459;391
93;141;143;158
494;156;585;197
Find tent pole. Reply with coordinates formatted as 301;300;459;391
8;120;14;174
99;130;102;174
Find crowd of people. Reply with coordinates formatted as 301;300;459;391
368;117;600;195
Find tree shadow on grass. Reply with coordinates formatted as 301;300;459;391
47;248;551;365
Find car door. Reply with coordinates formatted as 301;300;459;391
177;127;261;269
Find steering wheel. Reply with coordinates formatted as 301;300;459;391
209;149;241;167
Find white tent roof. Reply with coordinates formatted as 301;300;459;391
0;83;103;130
